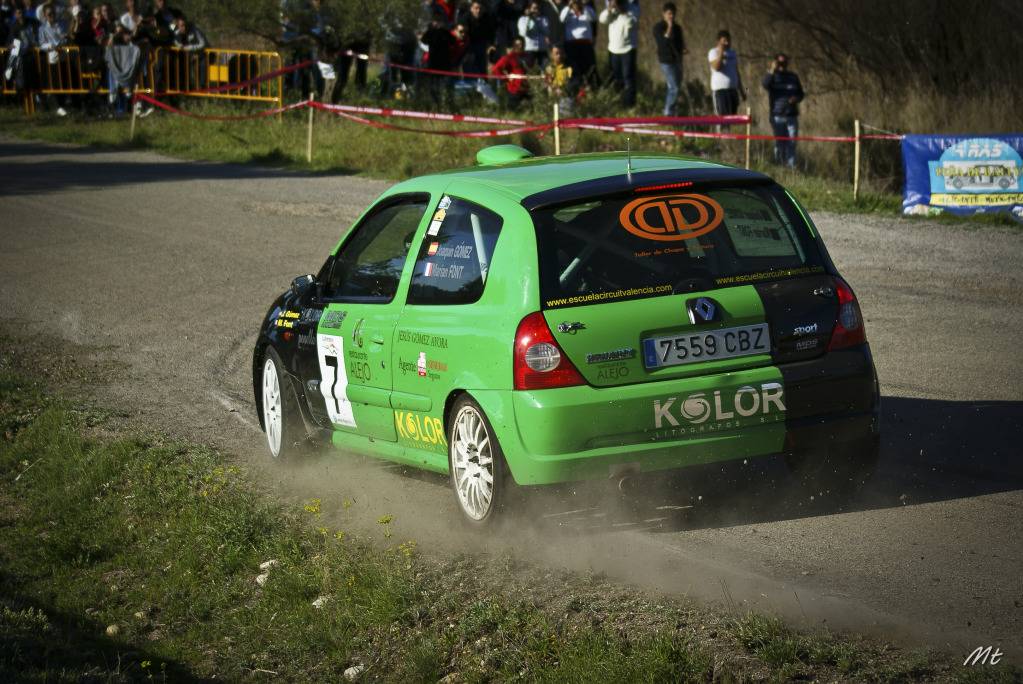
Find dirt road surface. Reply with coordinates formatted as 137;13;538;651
2;139;1021;660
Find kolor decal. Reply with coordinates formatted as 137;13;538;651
653;382;785;429
619;193;724;242
394;411;447;448
317;334;357;427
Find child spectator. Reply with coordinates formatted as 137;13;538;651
544;43;574;111
491;35;528;108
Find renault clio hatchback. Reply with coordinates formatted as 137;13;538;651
253;146;880;525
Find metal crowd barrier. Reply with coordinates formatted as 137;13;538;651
157;47;284;109
1;46;283;113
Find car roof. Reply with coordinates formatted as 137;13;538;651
389;152;772;207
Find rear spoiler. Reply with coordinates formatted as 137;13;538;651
521;167;773;211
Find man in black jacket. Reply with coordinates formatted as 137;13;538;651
761;52;804;168
652;2;685;116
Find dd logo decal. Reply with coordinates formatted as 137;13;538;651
619;193;724;242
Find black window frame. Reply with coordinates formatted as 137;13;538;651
317;192;430;305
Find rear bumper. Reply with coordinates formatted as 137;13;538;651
474;345;878;485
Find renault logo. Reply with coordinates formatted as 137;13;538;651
688;297;718;324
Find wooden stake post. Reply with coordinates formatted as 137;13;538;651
129;92;137;142
853;118;861;200
306;93;316;164
553;102;561;156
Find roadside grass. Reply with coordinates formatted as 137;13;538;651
1;360;1018;681
4;101;1018;228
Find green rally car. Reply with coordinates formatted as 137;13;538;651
253;145;880;525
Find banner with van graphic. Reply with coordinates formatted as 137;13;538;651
902;134;1023;221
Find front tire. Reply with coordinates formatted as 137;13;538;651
261;347;305;461
448;396;510;526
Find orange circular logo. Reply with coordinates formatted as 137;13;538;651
619;193;724;242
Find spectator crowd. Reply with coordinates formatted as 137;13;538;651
3;0;809;166
2;0;207;115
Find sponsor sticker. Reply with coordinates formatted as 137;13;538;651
397;330;449;348
427;241;440;256
619;193;724;242
438;195;452;209
427;220;443;236
417;352;427;377
394;410;448;450
320;309;347;329
652;382;785;431
317;334;357;428
432;208;447;222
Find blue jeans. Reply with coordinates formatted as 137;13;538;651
771;114;799;167
659;62;681;116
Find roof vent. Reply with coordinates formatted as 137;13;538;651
476;144;534;166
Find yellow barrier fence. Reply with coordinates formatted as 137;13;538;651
157;47;283;109
1;46;283;113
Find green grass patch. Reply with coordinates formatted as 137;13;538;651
0;362;1016;681
4;100;1021;228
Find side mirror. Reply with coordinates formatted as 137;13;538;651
291;274;316;297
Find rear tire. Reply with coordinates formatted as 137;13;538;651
785;436;879;501
260;347;306;461
447;395;511;526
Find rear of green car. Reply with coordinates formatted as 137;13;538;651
494;170;879;486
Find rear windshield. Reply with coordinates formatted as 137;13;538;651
531;184;827;309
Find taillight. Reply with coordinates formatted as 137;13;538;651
513;312;586;390
827;277;867;350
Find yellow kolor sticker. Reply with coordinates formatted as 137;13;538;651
619;193;725;242
433;208;447;222
395;411;448;447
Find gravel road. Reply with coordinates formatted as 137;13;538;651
2;139;1020;660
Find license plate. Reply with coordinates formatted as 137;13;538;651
642;323;770;368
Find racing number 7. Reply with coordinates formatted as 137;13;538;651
324;355;341;414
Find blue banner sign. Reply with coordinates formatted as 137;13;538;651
902;134;1023;221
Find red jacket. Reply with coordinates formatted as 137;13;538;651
491;52;527;95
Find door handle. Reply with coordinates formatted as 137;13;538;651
371;334;385;345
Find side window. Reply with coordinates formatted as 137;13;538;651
325;196;428;302
407;196;503;305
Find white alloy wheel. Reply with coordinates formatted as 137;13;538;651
262;357;283;457
451;404;496;520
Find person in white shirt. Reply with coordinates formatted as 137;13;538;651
559;0;596;85
598;0;637;106
517;0;550;68
119;0;141;37
707;29;745;116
